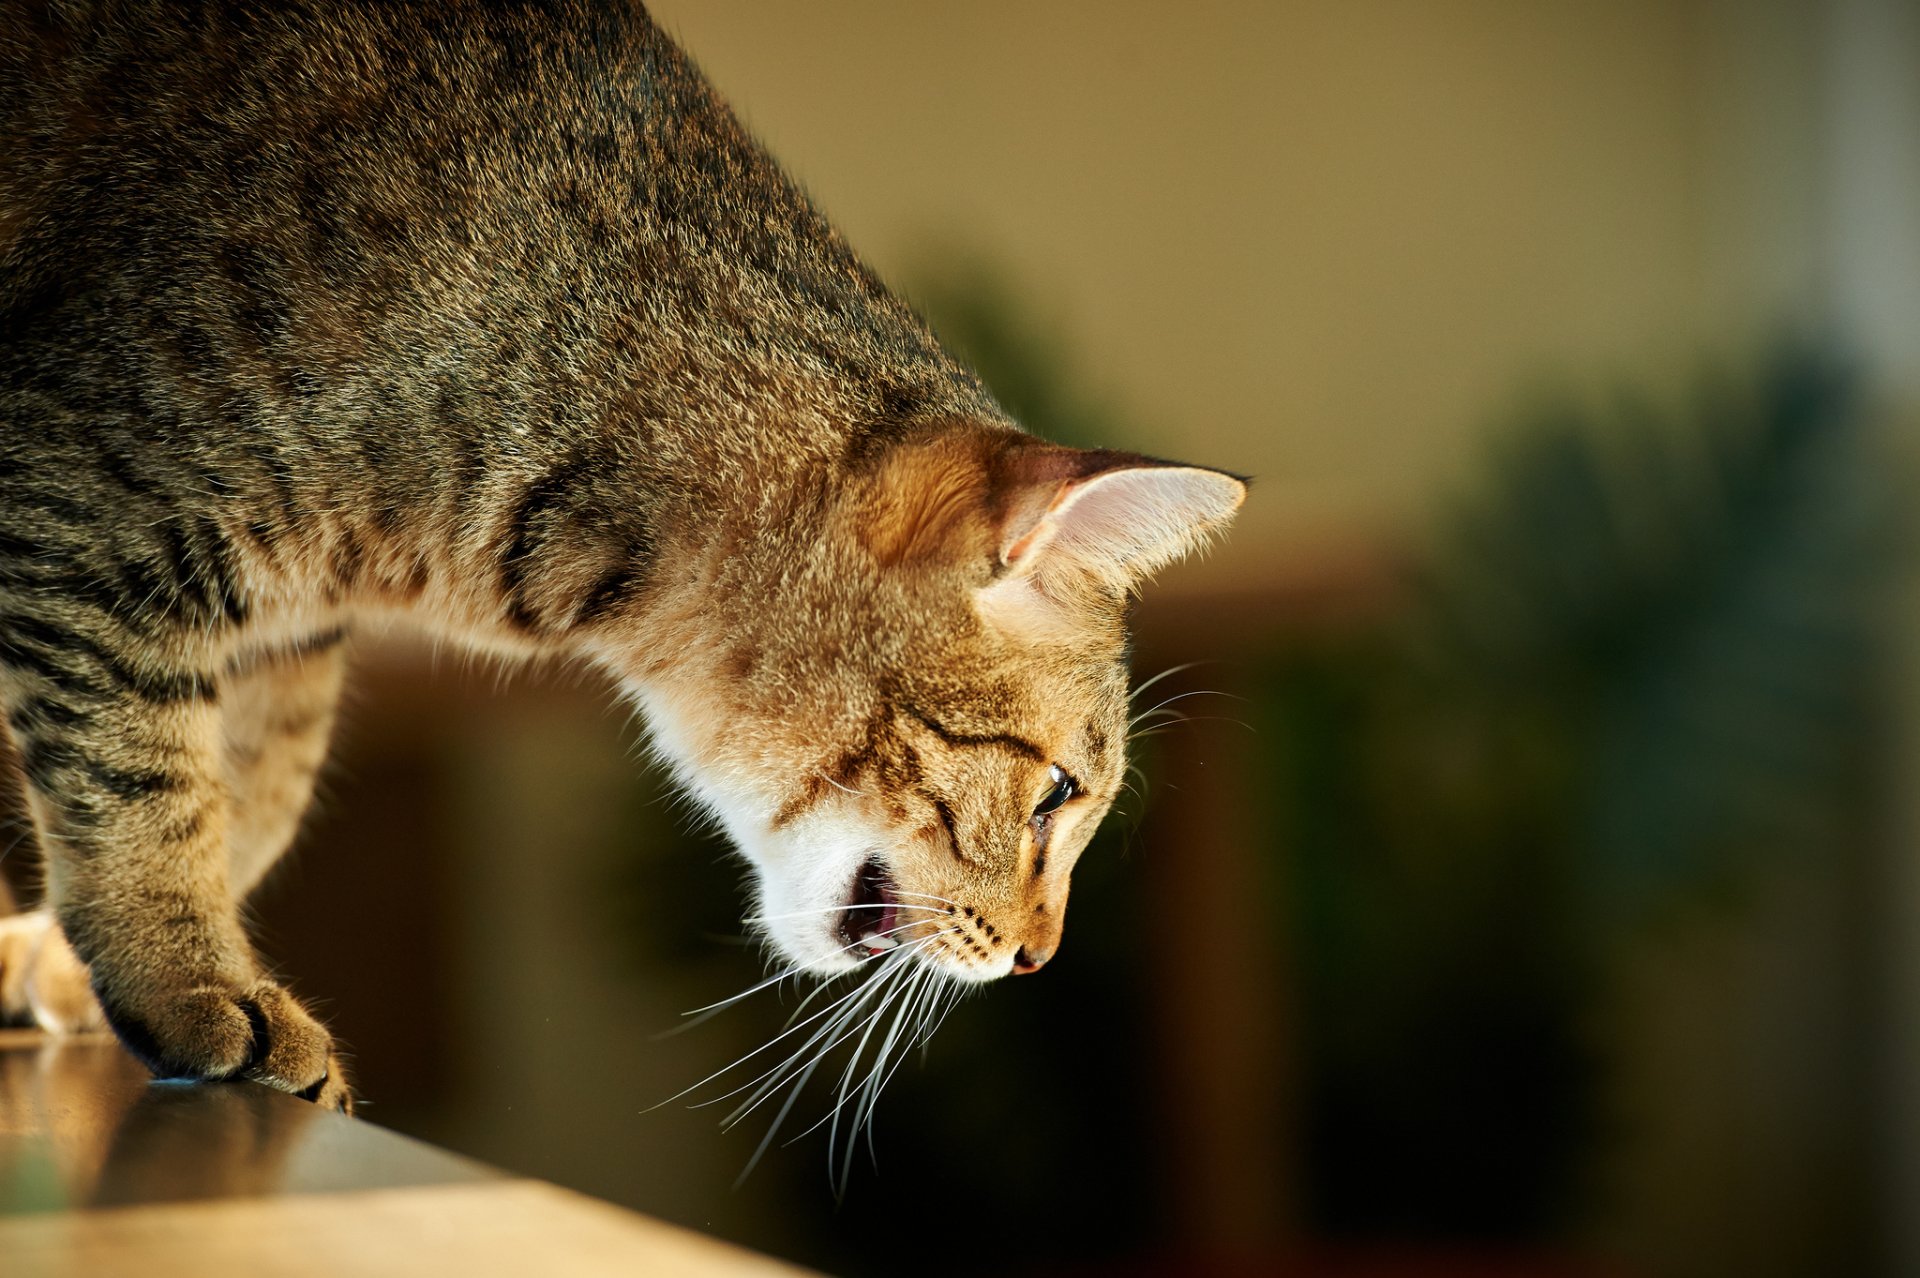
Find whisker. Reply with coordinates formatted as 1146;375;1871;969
854;966;946;1172
646;956;906;1110
741;902;948;927
731;964;903;1186
1129;661;1205;704
822;962;919;1183
723;945;945;1137
841;973;930;1189
1129;713;1256;740
729;972;889;1127
1127;688;1247;731
918;978;967;1061
734;1040;831;1187
783;969;855;1028
792;960;930;1152
713;972;903;1124
886;889;959;907
659;917;947;1036
698;932;960;1117
657;915;974;1186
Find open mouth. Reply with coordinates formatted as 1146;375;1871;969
838;856;903;955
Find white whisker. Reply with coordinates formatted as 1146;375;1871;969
691;932;960;1119
811;959;927;1151
886;889;959;907
853;965;946;1172
647;956;904;1111
1129;661;1204;704
652;891;976;1187
660;917;947;1036
741;902;948;927
1127;688;1247;731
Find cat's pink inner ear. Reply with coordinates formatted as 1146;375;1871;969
1000;462;1246;585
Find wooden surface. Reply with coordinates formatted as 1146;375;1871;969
0;1029;812;1277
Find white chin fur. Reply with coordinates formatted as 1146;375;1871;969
708;793;879;974
629;687;863;971
746;822;875;974
631;685;929;975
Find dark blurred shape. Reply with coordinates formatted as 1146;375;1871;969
1421;350;1886;907
1259;346;1891;1257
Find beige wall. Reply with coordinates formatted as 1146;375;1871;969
647;0;1728;591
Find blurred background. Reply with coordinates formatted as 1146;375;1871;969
8;1;1920;1274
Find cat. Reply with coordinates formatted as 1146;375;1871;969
0;0;1243;1112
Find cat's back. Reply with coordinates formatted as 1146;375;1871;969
0;0;708;559
0;0;923;421
3;0;668;334
3;0;980;544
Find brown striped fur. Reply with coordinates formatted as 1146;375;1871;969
0;0;1243;1109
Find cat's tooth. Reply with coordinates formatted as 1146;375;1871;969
861;933;898;952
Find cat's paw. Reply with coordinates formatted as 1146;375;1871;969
101;977;353;1112
0;910;105;1034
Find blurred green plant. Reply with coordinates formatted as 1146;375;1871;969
1261;348;1894;1239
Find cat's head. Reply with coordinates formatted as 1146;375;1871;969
630;421;1244;983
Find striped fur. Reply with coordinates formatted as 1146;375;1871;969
0;1;1242;1108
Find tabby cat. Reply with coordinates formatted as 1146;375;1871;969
0;0;1243;1111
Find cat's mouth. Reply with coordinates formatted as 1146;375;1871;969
838;857;902;956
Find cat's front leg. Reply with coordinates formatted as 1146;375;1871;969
222;631;350;898
1;652;350;1110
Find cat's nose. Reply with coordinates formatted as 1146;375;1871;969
1012;945;1052;975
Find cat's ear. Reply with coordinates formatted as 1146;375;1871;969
990;444;1247;590
856;426;1246;591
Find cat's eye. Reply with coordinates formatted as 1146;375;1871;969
1032;765;1077;820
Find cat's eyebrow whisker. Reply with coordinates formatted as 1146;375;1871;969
1130;712;1257;740
1127;688;1248;731
1128;661;1205;704
816;772;866;797
1121;706;1182;736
